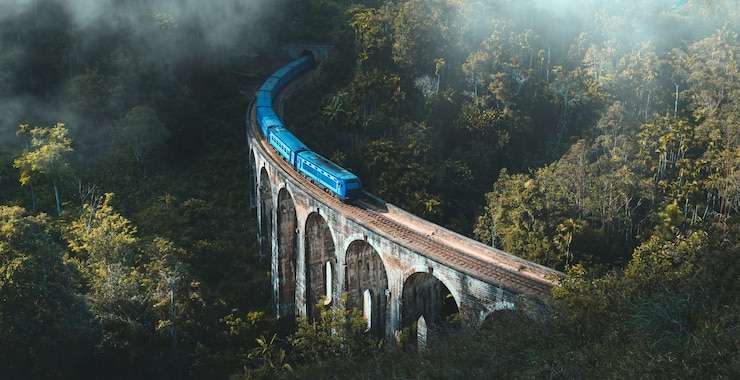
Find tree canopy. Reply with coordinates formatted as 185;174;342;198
0;0;738;378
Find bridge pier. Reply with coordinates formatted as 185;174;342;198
386;267;404;343
295;218;308;319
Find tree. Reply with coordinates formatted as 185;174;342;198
0;205;93;378
289;295;380;364
13;123;73;215
391;0;457;75
66;193;138;266
65;193;146;346
350;6;392;67
145;237;195;360
116;106;170;165
64;70;107;118
474;169;568;267
65;193;172;375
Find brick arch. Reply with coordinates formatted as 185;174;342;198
345;240;388;338
249;150;257;208
259;167;273;261
304;211;337;321
296;204;341;251
401;271;460;349
401;264;462;313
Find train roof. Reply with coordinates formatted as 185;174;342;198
257;107;283;128
270;127;309;152
255;90;272;107
298;150;360;181
260;76;279;92
272;66;292;79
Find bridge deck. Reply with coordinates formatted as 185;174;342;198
250;72;562;299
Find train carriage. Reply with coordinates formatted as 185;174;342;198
296;151;362;202
260;76;281;97
273;66;294;89
280;55;314;86
256;90;272;108
268;127;308;164
256;107;283;136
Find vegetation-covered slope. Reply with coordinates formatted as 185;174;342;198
0;0;737;379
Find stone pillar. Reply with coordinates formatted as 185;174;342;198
386;269;403;343
270;246;279;316
335;234;346;307
254;157;264;256
295;224;307;318
270;181;280;317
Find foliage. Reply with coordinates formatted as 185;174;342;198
115;106;170;165
0;0;738;378
0;206;94;378
13;122;73;214
290;296;382;364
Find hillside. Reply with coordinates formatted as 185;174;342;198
0;1;737;379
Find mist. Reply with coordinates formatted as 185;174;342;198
462;0;737;50
1;1;738;378
0;0;281;154
2;0;736;167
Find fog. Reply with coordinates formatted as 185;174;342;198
1;0;736;152
0;0;273;45
0;0;279;152
462;0;736;49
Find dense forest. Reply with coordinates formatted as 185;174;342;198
0;0;737;379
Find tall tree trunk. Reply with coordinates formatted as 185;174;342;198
170;287;177;356
674;83;679;116
645;92;651;119
53;180;61;215
29;182;37;212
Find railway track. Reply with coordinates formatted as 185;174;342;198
249;69;560;299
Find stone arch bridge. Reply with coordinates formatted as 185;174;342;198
247;49;561;344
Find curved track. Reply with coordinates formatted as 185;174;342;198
249;66;561;299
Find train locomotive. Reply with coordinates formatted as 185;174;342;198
254;53;363;202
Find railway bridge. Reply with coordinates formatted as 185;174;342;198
247;48;561;346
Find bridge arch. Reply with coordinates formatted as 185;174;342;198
259;167;273;261
304;211;337;321
249;150;257;208
276;187;298;320
345;240;388;338
401;271;459;349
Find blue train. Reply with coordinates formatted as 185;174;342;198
254;53;363;202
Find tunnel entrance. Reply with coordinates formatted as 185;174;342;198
259;168;273;262
304;212;336;321
401;272;459;349
277;188;298;320
345;240;388;338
